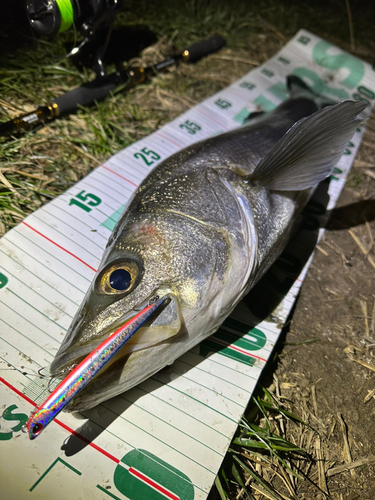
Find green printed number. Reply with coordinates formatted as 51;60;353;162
179;120;201;134
343;140;355;156
298;35;311;45
69;190;101;213
329;139;355;181
0;272;8;289
30;458;81;492
292;68;349;100
330;166;344;182
199;318;267;367
0;405;28;440
114;449;194;500
240;81;256;90
253;37;369;126
294;40;369;104
352;85;375;106
261;68;274;78
134;147;160;166
312;40;364;89
215;98;232;109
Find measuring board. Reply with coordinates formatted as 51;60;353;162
0;29;374;500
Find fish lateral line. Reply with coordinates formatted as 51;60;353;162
25;294;168;439
162;208;228;232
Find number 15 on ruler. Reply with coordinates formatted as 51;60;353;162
69;191;102;213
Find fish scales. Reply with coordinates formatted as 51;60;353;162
49;78;366;411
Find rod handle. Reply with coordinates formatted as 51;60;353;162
184;34;226;63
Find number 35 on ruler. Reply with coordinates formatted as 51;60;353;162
69;191;101;212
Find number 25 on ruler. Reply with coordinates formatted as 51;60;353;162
69;191;101;212
134;147;160;166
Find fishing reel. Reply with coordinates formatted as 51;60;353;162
26;0;122;75
26;0;119;37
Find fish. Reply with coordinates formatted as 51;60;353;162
49;76;366;411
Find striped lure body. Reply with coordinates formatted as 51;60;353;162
27;295;167;439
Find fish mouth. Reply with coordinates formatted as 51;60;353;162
50;289;182;380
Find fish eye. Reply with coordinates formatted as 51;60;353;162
97;260;140;295
109;269;131;291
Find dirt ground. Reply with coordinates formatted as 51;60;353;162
272;130;375;499
1;1;375;499
214;108;375;499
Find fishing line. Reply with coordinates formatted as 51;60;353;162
56;0;74;33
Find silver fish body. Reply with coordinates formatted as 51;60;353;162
50;79;366;411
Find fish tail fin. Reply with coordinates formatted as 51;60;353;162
248;100;367;191
287;75;335;109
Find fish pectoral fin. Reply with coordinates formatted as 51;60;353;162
248;100;367;191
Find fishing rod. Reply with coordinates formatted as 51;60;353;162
0;34;226;137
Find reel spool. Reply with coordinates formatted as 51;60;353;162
26;0;116;38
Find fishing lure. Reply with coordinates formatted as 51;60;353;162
26;294;168;440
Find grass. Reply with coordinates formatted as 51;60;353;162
212;387;313;500
1;0;374;238
1;0;375;498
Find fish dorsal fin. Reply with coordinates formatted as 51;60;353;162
248;100;367;191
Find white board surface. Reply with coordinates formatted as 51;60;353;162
0;29;374;500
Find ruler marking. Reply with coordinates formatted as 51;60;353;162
115;393;223;456
0;247;81;307
43;203;109;244
100;401;217;475
1;235;89;297
128;467;181;500
94;170;135;199
101;165;138;187
209;336;267;362
121;387;229;439
172;359;252;396
0;265;75;319
59;188;119;214
181;351;258;381
149;376;237;423
195;106;229;130
72;179;123;211
0;299;62;346
22;222;97;273
31;212;103;260
175;373;246;408
0;320;53;361
154;131;184;149
109;156;147;181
